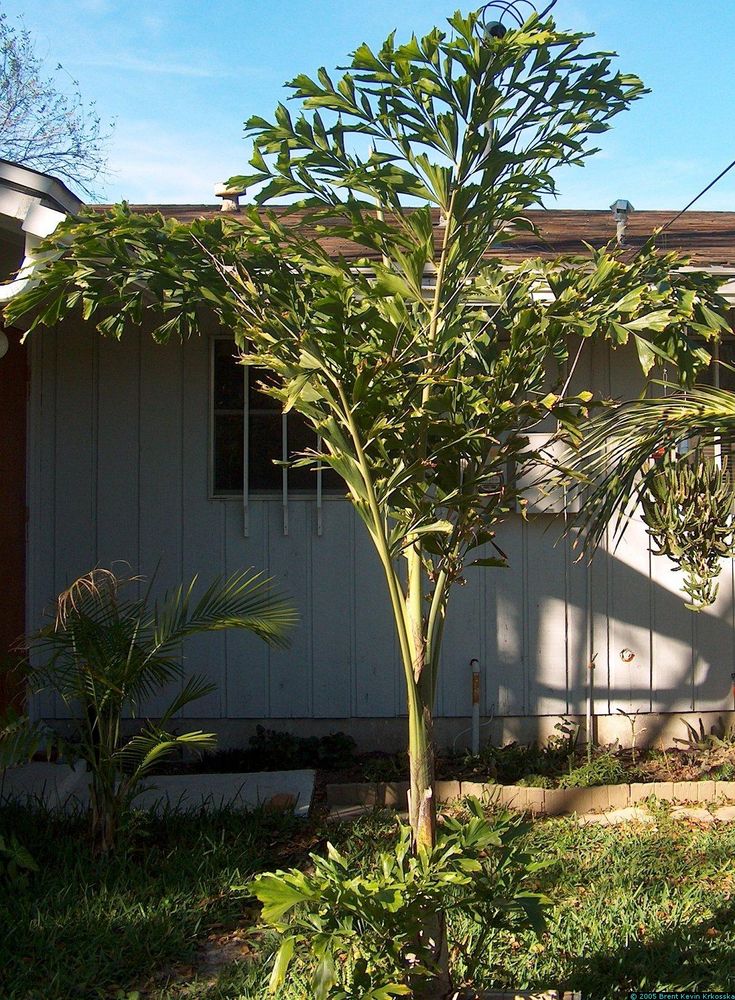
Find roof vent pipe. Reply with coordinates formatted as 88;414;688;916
214;183;246;212
610;198;634;247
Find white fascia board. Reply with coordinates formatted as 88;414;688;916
676;265;735;303
0;188;37;228
0;159;82;215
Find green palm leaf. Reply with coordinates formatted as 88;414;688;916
567;383;735;552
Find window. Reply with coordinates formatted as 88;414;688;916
211;338;344;498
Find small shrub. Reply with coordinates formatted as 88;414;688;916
363;751;407;782
475;743;546;784
0;705;54;770
711;762;735;781
674;716;735;754
317;731;359;769
248;799;549;998
24;568;294;852
473;730;577;785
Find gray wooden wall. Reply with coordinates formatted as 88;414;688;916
26;322;735;722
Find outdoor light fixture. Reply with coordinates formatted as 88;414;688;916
476;0;557;38
0;330;8;360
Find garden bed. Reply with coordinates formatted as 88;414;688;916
150;721;735;818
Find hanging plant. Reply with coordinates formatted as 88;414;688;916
640;454;735;611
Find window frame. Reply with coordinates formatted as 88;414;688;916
208;334;345;505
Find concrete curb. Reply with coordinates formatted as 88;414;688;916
1;765;316;818
325;779;735;815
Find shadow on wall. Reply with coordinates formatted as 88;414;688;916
473;514;734;727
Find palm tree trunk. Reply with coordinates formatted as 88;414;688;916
407;670;436;850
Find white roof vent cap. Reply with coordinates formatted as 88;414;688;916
214;183;246;212
610;198;634;218
610;199;634;246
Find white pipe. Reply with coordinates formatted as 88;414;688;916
0;203;71;306
0;255;37;303
471;658;481;756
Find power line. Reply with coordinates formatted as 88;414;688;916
658;156;735;236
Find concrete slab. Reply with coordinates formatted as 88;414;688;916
326;782;377;805
673;781;700;803
545;787;599;816
670;806;714;823
327;804;376;822
606;783;631;810
435;780;461;803
377;781;408;808
0;762;88;811
134;771;316;818
1;765;315;818
524;787;546;815
461;781;502;804
714;806;735;823
697;780;716;803
577;806;656;826
715;781;735;802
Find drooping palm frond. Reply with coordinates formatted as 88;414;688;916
150;570;297;655
28;568;295;711
566;384;735;553
156;675;218;728
116;727;217;790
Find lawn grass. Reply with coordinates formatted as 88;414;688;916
0;802;309;1000
3;801;735;998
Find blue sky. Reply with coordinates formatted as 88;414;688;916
6;0;735;210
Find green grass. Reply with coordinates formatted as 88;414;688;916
0;802;305;1000
3;803;735;998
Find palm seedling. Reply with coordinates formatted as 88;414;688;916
25;567;295;852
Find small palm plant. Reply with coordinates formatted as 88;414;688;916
25;567;295;852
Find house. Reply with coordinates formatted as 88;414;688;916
3;159;735;749
0;161;82;713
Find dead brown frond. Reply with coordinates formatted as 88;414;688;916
54;565;141;630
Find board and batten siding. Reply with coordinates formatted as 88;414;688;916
26;322;735;722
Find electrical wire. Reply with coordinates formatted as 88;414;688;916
657;156;735;237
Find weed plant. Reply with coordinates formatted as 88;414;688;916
559;749;627;789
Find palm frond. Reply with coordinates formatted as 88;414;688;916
150;570;297;654
566;384;735;552
118;728;217;787
157;675;218;727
